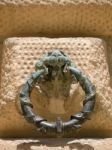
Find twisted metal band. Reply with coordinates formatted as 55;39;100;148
20;66;96;134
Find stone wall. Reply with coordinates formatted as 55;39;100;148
0;0;112;81
0;0;112;137
0;37;112;137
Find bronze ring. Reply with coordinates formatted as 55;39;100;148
20;50;96;134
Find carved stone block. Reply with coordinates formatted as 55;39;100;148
0;37;112;137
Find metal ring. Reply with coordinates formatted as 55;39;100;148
20;51;96;134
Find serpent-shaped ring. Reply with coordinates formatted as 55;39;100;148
20;50;96;134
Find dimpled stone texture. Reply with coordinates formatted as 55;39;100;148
0;37;112;137
0;0;112;79
0;0;112;5
0;0;112;80
0;3;112;43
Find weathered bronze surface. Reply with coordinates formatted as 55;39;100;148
20;50;96;134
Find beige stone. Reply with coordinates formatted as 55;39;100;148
0;0;112;81
0;1;112;42
0;0;112;6
0;138;112;150
0;37;112;137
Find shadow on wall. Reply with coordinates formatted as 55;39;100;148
17;139;94;150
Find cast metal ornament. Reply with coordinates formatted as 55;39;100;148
20;50;96;134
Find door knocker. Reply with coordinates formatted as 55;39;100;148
20;50;96;134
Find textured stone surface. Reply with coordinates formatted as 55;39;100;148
0;138;112;150
0;3;112;43
0;0;112;5
0;37;112;137
0;0;112;81
0;0;112;75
